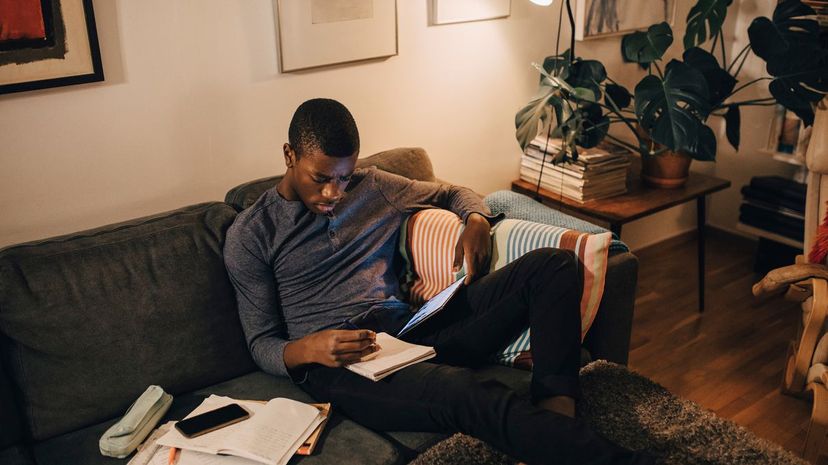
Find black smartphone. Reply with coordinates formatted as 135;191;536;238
175;403;250;438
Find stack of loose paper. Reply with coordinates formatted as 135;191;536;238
521;137;631;202
127;421;174;465
346;332;435;381
156;395;324;465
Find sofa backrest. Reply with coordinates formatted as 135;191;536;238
224;147;437;210
0;202;256;441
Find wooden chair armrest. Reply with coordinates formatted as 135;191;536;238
754;264;828;298
788;278;828;393
786;281;814;302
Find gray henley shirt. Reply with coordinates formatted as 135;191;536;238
223;166;492;378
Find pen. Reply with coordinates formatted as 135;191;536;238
167;447;178;465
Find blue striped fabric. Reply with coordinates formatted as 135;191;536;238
500;329;531;366
505;221;572;263
484;190;629;253
489;220;611;369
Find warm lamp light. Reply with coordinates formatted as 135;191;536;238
529;0;556;5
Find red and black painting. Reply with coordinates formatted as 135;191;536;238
0;0;102;94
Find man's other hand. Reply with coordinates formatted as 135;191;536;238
285;329;380;369
454;213;492;285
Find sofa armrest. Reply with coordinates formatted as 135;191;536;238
582;251;638;365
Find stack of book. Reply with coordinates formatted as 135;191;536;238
738;176;806;244
519;136;631;202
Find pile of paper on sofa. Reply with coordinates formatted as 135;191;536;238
151;395;326;465
520;136;631;202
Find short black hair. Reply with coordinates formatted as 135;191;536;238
288;98;360;158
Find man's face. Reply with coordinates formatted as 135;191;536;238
284;145;358;215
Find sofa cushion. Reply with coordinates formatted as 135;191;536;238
484;190;629;253
355;147;437;183
0;202;256;441
224;147;436;211
490;219;612;343
33;371;400;465
399;208;465;307
399;210;611;369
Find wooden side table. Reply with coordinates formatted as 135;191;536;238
512;173;731;312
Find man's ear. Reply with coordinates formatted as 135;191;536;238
283;143;295;169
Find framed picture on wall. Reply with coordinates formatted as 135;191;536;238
431;0;511;25
575;0;676;41
276;0;398;73
0;0;104;95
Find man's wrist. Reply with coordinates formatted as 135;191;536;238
284;339;309;369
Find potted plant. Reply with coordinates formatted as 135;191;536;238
516;0;828;188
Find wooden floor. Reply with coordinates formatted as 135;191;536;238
628;229;816;460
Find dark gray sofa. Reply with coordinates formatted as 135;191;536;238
0;148;638;465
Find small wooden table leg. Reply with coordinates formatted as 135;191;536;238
697;197;706;313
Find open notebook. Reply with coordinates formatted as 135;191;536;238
346;332;436;381
156;395;324;465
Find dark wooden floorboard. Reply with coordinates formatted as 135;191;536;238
628;229;815;460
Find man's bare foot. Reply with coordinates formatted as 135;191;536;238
537;395;575;418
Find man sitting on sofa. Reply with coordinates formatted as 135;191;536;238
223;98;653;465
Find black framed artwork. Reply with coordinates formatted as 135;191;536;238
0;0;104;95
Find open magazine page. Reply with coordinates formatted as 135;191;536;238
157;396;322;465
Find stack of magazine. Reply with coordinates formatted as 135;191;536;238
150;395;329;465
520;136;631;202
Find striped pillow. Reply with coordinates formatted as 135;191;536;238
400;210;611;370
400;209;465;307
490;219;611;368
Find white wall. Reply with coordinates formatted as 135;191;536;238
0;0;793;250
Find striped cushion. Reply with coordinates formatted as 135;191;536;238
400;209;465;307
490;219;611;368
400;210;611;370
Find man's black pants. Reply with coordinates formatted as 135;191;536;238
298;248;649;465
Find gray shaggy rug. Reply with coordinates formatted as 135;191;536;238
409;361;807;465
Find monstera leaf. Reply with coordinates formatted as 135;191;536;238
515;70;575;151
683;0;733;49
516;87;557;152
622;22;674;65
543;51;607;99
568;60;607;98
542;49;573;81
634;60;710;157
605;83;632;109
748;0;827;125
682;47;736;111
685;122;717;161
769;77;825;125
749;0;820;61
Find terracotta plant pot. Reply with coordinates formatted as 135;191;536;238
641;151;692;188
